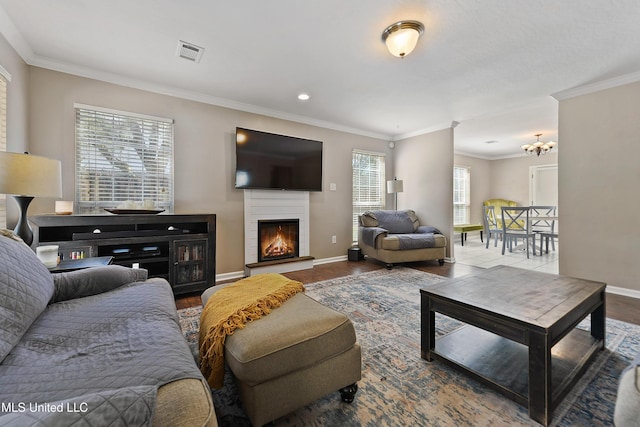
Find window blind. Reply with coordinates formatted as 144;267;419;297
352;149;386;242
453;165;470;225
0;75;7;228
75;105;174;213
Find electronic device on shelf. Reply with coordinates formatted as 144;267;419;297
109;245;162;260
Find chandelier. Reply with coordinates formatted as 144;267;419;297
521;134;557;156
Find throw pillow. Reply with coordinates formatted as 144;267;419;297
0;232;55;363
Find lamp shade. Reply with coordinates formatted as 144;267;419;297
0;152;62;198
387;179;404;194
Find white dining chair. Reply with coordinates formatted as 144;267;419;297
501;206;536;258
483;205;504;248
530;205;558;253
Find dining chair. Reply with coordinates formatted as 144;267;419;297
501;206;536;258
483;205;504;248
530;205;558;253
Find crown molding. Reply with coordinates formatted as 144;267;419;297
454;148;559;161
0;64;10;81
30;55;392;140
552;70;640;101
0;5;35;64
0;5;391;141
453;150;494;160
391;121;454;142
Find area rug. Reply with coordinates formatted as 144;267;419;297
178;267;638;426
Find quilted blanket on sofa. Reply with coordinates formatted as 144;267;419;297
0;279;202;424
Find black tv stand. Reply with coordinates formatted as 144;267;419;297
30;214;216;295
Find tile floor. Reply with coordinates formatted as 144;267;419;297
452;232;559;274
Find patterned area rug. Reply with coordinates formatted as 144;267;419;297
178;267;637;426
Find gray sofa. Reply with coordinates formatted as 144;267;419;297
0;231;215;427
358;209;447;268
614;354;640;426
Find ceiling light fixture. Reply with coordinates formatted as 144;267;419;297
297;93;310;101
381;20;425;58
521;134;557;156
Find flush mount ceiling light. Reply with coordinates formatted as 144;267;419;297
297;93;310;101
381;20;425;58
521;133;557;156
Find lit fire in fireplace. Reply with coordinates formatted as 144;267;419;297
258;219;299;262
262;225;295;259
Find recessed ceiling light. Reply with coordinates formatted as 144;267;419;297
298;93;310;101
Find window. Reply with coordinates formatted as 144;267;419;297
453;165;470;225
352;150;386;242
75;104;174;214
0;70;8;228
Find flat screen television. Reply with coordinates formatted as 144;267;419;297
235;127;323;191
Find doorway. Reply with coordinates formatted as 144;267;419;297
529;164;558;207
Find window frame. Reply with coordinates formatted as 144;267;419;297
74;103;175;214
352;149;386;242
453;165;470;225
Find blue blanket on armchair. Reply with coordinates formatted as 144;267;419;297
396;233;437;249
372;210;416;234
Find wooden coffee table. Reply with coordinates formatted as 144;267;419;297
421;265;606;426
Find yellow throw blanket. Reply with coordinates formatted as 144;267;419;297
198;273;304;389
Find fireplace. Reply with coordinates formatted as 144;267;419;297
258;219;300;262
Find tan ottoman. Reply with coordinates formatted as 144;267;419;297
201;286;361;426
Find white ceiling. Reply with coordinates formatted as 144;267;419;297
2;0;640;158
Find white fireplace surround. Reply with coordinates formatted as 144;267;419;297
244;189;311;275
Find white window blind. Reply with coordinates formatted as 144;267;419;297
453;165;470;225
352;149;386;242
0;74;7;228
75;104;174;213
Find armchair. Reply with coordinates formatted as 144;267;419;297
358;209;446;268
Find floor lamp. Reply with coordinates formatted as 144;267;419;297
387;177;403;210
0;152;62;246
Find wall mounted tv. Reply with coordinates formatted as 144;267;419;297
235;127;323;191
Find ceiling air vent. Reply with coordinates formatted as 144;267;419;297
176;40;204;63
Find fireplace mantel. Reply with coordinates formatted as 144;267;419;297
243;189;312;276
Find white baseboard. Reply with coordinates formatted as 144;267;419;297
314;255;348;265
606;285;640;300
215;270;245;283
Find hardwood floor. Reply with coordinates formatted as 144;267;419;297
175;260;640;325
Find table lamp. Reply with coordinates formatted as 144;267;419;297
0;151;62;245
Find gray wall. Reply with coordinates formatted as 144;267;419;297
453;154;491;225
558;81;640;292
25;67;396;276
394;127;454;258
490;153;558;206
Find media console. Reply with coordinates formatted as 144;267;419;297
30;213;216;295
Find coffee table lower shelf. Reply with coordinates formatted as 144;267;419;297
431;324;602;409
